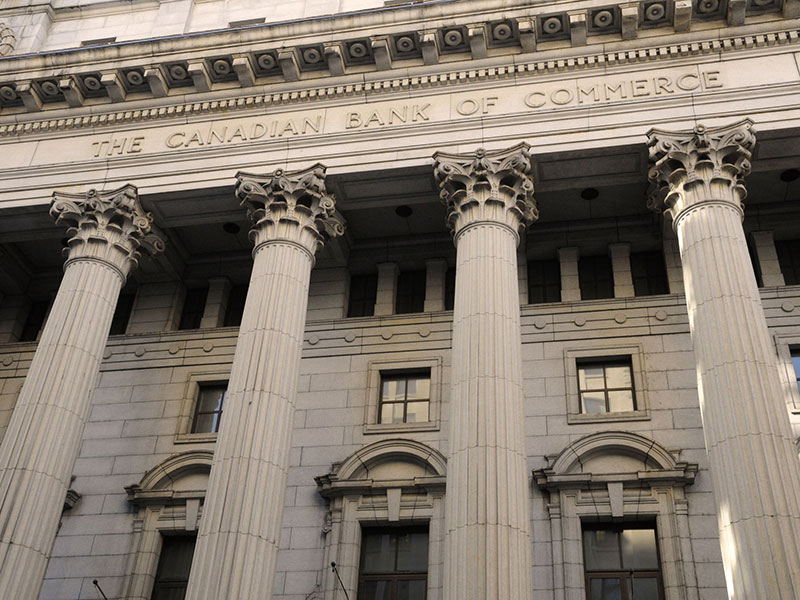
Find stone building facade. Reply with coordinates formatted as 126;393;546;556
1;1;800;599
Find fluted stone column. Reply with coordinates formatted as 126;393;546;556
185;165;345;600
434;145;536;600
648;120;800;599
0;186;164;600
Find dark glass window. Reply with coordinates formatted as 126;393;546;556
348;274;378;318
223;284;248;327
396;270;426;314
444;267;456;311
192;383;227;433
579;255;614;300
110;292;136;336
358;527;428;600
775;239;800;285
582;523;664;600
578;359;635;414
151;535;196;600
18;299;50;342
791;350;800;397
630;252;668;297
178;287;208;330
379;371;431;424
528;259;561;304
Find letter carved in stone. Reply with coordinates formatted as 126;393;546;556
433;143;538;239
51;185;165;279
647;119;755;222
235;164;346;255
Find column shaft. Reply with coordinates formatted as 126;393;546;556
445;220;533;600
0;261;121;599
675;203;800;597
187;242;312;598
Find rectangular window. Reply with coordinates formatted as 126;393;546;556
109;292;136;336
579;255;614;300
791;350;800;398
191;383;227;433
578;359;635;414
775;239;800;285
630;252;668;297
178;287;208;330
223;284;248;327
528;259;561;304
358;527;428;600
18;299;50;342
444;267;456;311
582;523;664;600
151;535;196;600
396;270;426;314
348;273;378;318
379;371;431;424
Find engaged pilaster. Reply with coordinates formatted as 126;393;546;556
0;186;164;600
434;144;536;600
185;165;344;600
648;120;800;600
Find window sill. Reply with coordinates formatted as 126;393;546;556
567;410;650;425
363;421;439;435
175;432;218;444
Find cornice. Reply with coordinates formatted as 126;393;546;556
1;19;798;139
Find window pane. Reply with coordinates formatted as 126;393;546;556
197;387;226;412
382;379;406;402
582;392;606;414
406;377;430;400
583;530;621;570
360;580;393;600
193;413;217;434
397;579;427;600
380;403;405;424
361;533;396;573
396;531;428;572
621;528;659;570
607;391;634;413
589;578;623;600
579;367;605;390
629;577;660;600
605;365;632;389
405;402;429;424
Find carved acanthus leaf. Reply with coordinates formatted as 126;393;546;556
235;163;346;254
433;143;538;236
0;23;15;58
647;119;755;216
51;184;166;276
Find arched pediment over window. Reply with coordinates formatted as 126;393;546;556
535;431;697;489
316;438;446;497
125;449;213;506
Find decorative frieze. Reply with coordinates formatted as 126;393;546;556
0;3;797;118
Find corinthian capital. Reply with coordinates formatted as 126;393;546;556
51;185;165;280
433;143;537;240
235;163;346;256
647;120;755;223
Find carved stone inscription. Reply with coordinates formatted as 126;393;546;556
59;59;792;162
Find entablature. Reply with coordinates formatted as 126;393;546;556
1;0;799;126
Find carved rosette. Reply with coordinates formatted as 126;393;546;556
433;143;538;240
647;119;755;224
0;24;15;58
51;184;166;280
235;163;346;257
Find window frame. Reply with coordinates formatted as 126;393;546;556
577;359;637;415
564;345;649;424
150;533;197;600
175;370;231;443
364;357;442;434
378;370;432;426
357;526;429;600
582;522;666;600
773;334;800;414
190;383;227;434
